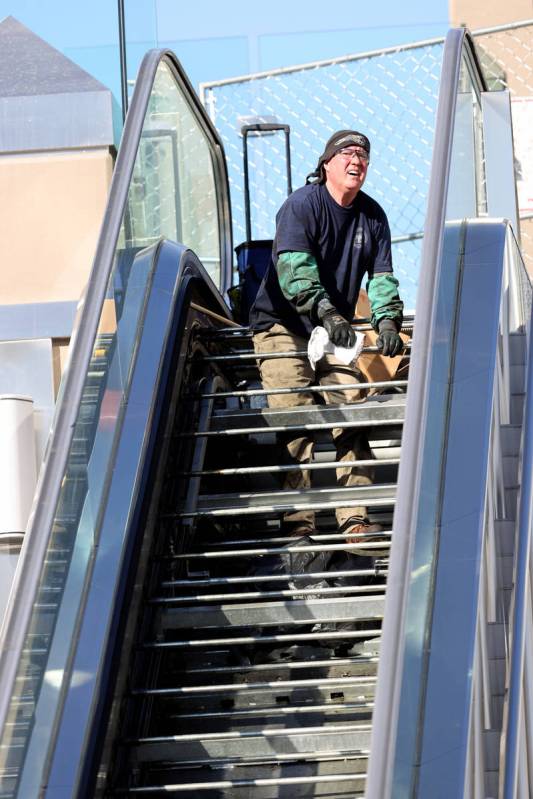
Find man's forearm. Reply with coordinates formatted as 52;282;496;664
277;251;329;315
366;273;404;331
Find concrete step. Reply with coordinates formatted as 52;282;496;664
511;393;525;425
510;363;525;394
482;728;501;771
501;424;522;457
494;520;516;556
509;332;526;366
503;455;519;488
487;622;506;660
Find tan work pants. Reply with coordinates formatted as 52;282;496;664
253;323;374;534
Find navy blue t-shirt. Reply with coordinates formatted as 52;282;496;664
249;182;393;337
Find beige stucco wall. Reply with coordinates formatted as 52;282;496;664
449;3;533;273
449;0;532;27
0;148;113;305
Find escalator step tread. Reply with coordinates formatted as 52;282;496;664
103;309;410;796
177;484;396;518
128;722;372;764
112;762;367;796
158;595;384;630
210;395;406;430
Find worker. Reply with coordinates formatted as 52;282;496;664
249;129;404;557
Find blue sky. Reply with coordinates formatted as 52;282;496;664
0;0;449;101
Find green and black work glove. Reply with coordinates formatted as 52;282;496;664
316;298;356;348
377;318;403;357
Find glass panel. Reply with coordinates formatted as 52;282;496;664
126;61;221;284
0;56;221;798
446;54;487;220
0;267;152;798
390;41;487;796
391;220;465;796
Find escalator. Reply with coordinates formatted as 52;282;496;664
100;315;410;796
0;26;530;799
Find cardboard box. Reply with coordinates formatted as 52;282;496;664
355;290;411;383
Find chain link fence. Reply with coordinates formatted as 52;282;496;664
202;40;444;309
201;20;533;308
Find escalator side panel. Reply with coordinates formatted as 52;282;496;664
41;245;231;798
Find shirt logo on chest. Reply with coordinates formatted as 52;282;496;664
353;226;364;249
